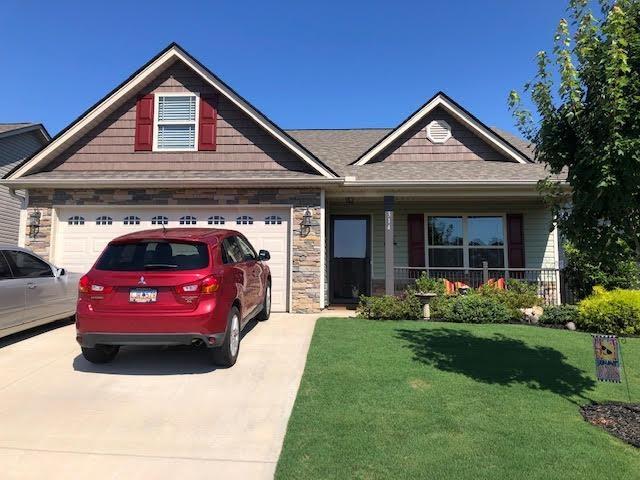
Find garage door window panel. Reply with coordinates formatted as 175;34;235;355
124;216;141;225
68;216;85;225
152;216;168;225
236;216;253;225
96;216;112;226
265;215;282;225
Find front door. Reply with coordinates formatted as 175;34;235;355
330;216;371;303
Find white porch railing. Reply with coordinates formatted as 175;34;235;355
394;263;563;305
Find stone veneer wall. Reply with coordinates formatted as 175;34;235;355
25;188;322;313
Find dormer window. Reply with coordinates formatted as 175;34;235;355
154;93;198;151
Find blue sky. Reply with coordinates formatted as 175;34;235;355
1;0;569;136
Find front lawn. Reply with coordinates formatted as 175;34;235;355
275;319;640;480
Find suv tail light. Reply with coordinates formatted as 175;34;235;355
78;274;114;294
174;275;220;301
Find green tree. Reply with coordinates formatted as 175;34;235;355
509;0;640;267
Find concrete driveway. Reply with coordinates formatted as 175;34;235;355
0;313;317;479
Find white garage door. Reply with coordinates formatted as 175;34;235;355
53;206;290;312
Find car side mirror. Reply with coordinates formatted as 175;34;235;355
56;268;66;277
258;250;270;261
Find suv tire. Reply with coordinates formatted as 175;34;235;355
82;345;120;364
256;282;271;322
212;306;241;367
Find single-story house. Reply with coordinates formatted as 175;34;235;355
0;123;50;244
2;43;565;313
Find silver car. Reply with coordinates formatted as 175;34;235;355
0;246;80;338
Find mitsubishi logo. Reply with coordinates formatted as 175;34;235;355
138;276;146;285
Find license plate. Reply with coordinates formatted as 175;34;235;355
129;288;157;303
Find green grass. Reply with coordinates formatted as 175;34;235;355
275;319;640;480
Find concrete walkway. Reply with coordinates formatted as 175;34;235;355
0;313;317;479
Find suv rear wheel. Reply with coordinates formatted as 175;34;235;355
211;306;240;367
81;345;119;364
256;282;271;321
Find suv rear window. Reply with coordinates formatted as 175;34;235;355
95;241;209;271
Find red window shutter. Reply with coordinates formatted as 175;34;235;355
134;94;154;151
198;94;217;151
506;214;525;268
408;214;425;267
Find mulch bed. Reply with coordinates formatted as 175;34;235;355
581;402;640;448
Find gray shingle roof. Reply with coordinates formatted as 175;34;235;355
7;125;553;184
490;127;536;160
286;129;392;174
285;128;555;183
0;123;35;135
340;160;555;182
18;170;325;180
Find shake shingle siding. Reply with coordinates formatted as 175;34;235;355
0;131;45;244
44;61;317;175
373;107;510;163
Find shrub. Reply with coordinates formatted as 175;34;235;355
412;273;445;296
431;294;512;324
357;293;422;320
476;279;541;321
563;242;640;301
577;288;640;336
539;304;579;326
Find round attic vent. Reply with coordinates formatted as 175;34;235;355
426;120;452;144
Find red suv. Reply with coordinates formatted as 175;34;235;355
75;228;271;367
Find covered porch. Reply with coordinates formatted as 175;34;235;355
325;187;562;306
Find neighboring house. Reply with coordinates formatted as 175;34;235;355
2;43;565;313
0;124;50;244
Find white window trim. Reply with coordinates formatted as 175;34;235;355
424;214;508;269
153;92;200;152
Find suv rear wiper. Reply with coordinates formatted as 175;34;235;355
143;264;178;270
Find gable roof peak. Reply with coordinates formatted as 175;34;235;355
352;91;531;166
7;43;337;180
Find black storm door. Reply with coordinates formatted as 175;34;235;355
330;216;371;303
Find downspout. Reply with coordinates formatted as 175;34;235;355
9;188;28;247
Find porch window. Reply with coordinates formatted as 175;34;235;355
426;215;506;268
427;216;463;267
467;216;505;268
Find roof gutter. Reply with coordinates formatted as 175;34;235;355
1;177;568;190
341;179;567;188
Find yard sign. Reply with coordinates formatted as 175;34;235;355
592;335;621;383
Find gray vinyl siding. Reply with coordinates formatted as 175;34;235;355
0;131;45;244
327;199;558;285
